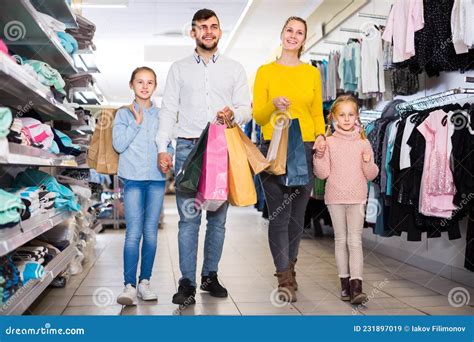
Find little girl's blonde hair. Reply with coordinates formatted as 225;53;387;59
325;95;366;139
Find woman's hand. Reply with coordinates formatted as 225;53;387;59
130;104;143;125
273;96;291;112
313;135;326;157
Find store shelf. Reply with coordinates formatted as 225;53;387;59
31;0;79;29
0;244;76;315
0;209;72;257
0;0;78;75
92;221;103;234
0;54;77;121
0;139;78;167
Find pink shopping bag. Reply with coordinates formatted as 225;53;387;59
196;123;229;211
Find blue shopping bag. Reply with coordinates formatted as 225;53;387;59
280;118;309;187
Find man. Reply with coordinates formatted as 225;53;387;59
156;8;251;305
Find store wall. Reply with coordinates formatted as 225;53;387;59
363;70;473;287
305;0;474;285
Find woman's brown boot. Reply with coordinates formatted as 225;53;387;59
289;259;298;291
274;268;297;302
350;279;367;304
340;277;350;301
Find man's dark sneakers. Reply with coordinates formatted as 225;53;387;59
200;272;228;298
172;278;196;305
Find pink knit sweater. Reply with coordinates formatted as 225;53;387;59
314;127;379;204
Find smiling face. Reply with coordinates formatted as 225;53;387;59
191;16;222;52
333;101;359;132
129;69;156;101
281;19;307;55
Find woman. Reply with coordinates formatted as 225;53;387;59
112;67;170;306
253;17;325;302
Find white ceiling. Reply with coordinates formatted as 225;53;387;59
82;0;321;104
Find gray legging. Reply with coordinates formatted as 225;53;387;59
259;142;314;272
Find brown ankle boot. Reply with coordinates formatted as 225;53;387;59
340;277;350;301
274;268;297;302
289;259;298;291
349;279;367;304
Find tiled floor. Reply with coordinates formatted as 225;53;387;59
27;196;474;316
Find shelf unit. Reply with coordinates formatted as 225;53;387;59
0;54;77;121
0;209;72;257
30;0;79;29
0;244;76;315
0;0;78;75
0;139;78;167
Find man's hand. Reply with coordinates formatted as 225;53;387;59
216;106;234;124
158;152;173;173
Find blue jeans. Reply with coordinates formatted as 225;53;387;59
122;179;165;287
175;138;229;287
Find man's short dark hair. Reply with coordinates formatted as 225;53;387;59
192;8;220;27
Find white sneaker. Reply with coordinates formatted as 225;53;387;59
137;279;158;301
117;284;137;306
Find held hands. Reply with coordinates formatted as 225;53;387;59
129;104;143;125
158;152;173;174
313;135;326;158
216;106;234;124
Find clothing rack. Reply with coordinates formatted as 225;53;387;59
358;12;388;20
323;40;346;46
309;52;329;57
396;88;474;116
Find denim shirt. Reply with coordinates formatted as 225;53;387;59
112;102;171;181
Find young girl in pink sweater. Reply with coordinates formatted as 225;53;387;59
313;95;379;305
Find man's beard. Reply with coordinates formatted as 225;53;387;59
196;37;219;51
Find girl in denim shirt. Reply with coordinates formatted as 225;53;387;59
113;67;169;306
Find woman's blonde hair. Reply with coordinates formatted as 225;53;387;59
325;95;366;139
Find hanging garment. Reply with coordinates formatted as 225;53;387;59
451;0;474;54
417;110;457;218
338;42;360;92
451;106;474;206
390;68;419;96
408;0;474;76
382;0;425;63
399;113;418;169
361;28;385;93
